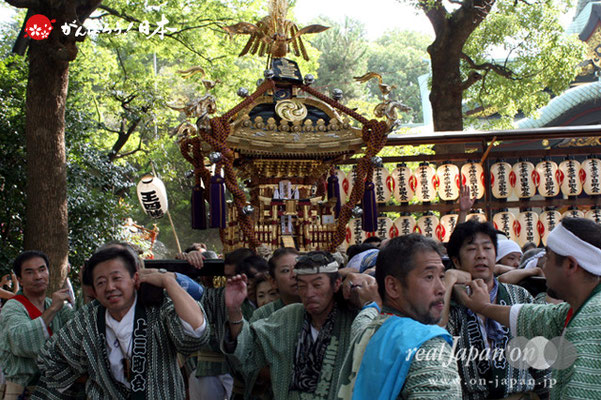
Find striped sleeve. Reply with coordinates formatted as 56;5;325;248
401;336;462;400
1;300;48;358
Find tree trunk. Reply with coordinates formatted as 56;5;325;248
428;42;464;132
24;39;70;293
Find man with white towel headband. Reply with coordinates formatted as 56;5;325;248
456;217;601;400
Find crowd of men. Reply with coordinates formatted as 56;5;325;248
0;216;600;400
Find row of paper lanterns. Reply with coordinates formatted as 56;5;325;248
345;207;601;247
336;157;601;203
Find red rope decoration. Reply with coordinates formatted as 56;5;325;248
180;137;211;197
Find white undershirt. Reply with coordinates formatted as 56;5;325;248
105;294;206;388
310;325;319;341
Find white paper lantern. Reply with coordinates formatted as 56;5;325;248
512;160;537;198
392;214;417;237
493;210;517;241
136;175;168;219
414;163;437;202
466;210;487;223
345;217;365;246
585;207;601;224
490;161;513;199
562;208;585;219
436;163;460;201
373;166;392;203
373;216;394;239
437;214;459;243
535;159;560;197
514;209;540;247
461;162;485;200
558;158;583;197
581;157;601;195
416;213;440;241
391;164;415;203
538;209;561;246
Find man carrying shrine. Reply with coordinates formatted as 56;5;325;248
457;217;601;400
222;251;364;400
0;251;74;400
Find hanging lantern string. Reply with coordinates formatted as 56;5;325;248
148;161;182;254
196;79;277;249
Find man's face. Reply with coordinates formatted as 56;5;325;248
453;232;496;284
396;251;446;325
272;253;298;298
542;250;564;300
498;252;521;268
92;258;138;320
296;273;340;319
19;257;49;295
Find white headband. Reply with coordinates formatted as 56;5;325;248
524;251;546;270
295;261;339;275
547;223;601;275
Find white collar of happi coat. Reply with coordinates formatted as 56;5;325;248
105;293;137;358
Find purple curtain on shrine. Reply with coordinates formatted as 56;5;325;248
327;174;341;217
210;174;226;228
362;181;378;232
191;184;207;230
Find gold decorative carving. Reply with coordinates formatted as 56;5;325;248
275;99;308;122
558;137;601;147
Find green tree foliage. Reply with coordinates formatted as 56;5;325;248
462;0;587;128
365;30;431;123
307;16;369;99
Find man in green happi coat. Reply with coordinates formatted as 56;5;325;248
456;217;601;400
222;251;368;400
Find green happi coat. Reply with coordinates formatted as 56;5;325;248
195;287;255;377
223;303;356;400
0;297;73;387
32;297;210;400
513;284;601;400
250;298;285;323
337;307;461;400
447;282;550;400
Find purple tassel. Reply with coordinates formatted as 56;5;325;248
362;181;378;232
327;174;341;217
191;185;207;230
209;174;226;228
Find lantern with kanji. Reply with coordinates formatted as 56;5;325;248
538;208;561;246
535;158;560;198
371;216;394;239
563;207;584;219
581;157;601;195
493;209;516;241
416;212;440;241
136;175;169;219
490;161;513;199
437;213;459;242
346;165;359;198
461;161;485;200
414;162;437;202
512;160;537;198
514;209;540;247
373;166;392;203
345;217;365;247
558;158;583;197
467;209;487;223
436;162;460;201
391;163;415;203
393;213;416;237
585;206;601;224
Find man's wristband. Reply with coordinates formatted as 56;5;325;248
361;301;381;312
228;317;244;325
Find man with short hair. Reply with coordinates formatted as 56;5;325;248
457;217;601;400
337;234;461;399
442;220;548;399
33;246;209;399
223;251;358;400
0;251;73;400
